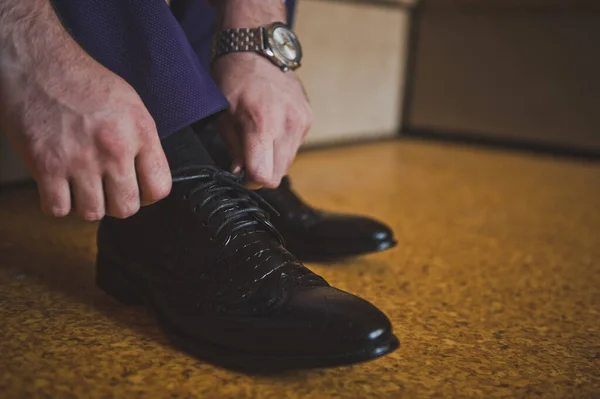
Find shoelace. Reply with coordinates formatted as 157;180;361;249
172;166;327;301
172;166;284;246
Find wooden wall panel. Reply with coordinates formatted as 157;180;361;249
407;5;600;151
297;0;410;146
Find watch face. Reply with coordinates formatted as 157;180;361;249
269;25;302;65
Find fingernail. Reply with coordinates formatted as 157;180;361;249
231;165;242;175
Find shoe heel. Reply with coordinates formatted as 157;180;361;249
96;254;144;306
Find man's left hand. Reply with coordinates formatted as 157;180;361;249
213;52;312;189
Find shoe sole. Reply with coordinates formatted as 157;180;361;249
96;253;400;373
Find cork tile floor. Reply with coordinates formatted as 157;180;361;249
0;140;599;398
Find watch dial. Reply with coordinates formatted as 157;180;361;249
272;27;299;61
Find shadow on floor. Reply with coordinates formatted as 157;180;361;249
0;186;368;378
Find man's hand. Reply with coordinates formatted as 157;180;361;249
0;0;171;221
213;0;312;189
213;54;312;189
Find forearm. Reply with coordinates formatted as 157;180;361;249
213;0;286;29
0;0;92;112
0;0;82;86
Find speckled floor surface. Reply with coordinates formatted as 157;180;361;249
1;140;599;398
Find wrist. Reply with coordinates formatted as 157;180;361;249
0;1;93;99
1;1;75;79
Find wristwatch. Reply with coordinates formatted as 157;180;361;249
211;22;302;72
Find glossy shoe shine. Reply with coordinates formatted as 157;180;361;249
96;127;399;372
257;178;397;262
197;125;398;262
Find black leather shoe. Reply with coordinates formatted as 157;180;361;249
96;129;398;372
257;177;397;262
196;125;397;262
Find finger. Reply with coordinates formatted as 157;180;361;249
103;161;140;219
219;117;244;175
231;160;243;176
273;140;295;187
272;137;296;188
70;174;105;221
136;135;172;206
243;134;274;189
225;133;244;175
38;177;71;217
245;180;263;191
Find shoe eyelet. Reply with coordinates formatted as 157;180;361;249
193;205;200;213
202;221;209;227
209;235;216;241
182;195;188;201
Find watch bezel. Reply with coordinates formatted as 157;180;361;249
263;22;302;72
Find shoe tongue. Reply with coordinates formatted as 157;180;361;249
162;127;280;245
161;126;215;171
162;126;233;221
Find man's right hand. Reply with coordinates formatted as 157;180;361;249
0;0;171;221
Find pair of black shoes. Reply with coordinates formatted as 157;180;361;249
96;127;399;372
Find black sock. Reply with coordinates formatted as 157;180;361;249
193;122;233;171
161;126;215;172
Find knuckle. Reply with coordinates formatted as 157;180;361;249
264;176;281;189
80;210;104;222
95;126;130;159
148;180;172;202
123;204;140;218
34;150;68;176
295;108;312;129
115;193;141;219
248;168;271;186
287;108;302;125
247;109;265;132
304;109;314;129
286;109;311;133
140;162;172;203
73;147;96;167
46;206;69;218
142;197;160;207
112;203;138;219
135;111;157;137
122;186;140;203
